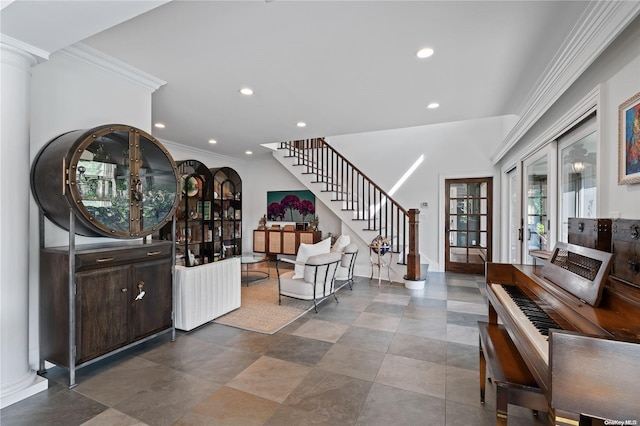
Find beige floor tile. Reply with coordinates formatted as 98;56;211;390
353;311;401;332
80;408;148;426
316;343;385;381
175;386;279;426
74;356;172;407
290;318;349;343
375;354;446;399
226;356;311;403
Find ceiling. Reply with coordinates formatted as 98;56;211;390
2;1;598;160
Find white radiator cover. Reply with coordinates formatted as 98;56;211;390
174;257;241;331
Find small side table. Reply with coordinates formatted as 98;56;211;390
369;244;392;287
240;255;270;286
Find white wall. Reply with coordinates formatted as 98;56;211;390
326;116;506;271
243;157;342;244
602;54;640;217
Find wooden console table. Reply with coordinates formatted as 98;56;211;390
253;229;321;255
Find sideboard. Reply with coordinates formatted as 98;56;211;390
253;229;322;255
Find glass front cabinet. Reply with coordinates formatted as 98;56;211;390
31;124;179;238
211;167;242;259
159;160;214;266
30;124;179;388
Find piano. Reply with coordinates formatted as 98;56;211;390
485;240;640;424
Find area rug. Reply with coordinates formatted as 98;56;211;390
213;276;315;334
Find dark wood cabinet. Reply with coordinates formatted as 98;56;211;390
75;265;129;363
31;124;179;388
211;167;242;259
160;159;214;266
30;124;179;238
39;240;173;386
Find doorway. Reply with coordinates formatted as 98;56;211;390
445;177;493;274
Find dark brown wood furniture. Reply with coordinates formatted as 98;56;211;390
550;330;640;424
31;124;179;388
611;218;640;288
30;124;179;238
253;229;321;256
567;218;612;252
484;239;640;424
211;167;242;259
39;241;173;387
478;322;546;425
160;159;214;266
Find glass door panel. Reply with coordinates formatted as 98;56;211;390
445;177;492;273
523;146;555;265
559;124;597;242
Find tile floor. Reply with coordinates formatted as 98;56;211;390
1;272;547;425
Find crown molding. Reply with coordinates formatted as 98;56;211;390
0;34;48;62
57;42;166;92
491;1;640;165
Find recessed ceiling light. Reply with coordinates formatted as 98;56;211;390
245;150;253;155
239;87;254;96
296;122;306;128
427;102;440;109
154;122;166;128
416;48;434;59
208;139;217;144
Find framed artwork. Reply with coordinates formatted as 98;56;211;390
618;91;640;185
267;190;315;222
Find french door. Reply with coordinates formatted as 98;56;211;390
444;177;493;274
506;167;521;264
522;145;556;265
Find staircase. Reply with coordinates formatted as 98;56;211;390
273;138;422;283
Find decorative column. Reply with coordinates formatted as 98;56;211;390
404;208;426;289
0;41;48;408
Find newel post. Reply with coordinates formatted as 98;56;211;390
405;208;421;282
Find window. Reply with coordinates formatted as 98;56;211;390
558;115;597;242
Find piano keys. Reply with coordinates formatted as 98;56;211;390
484;241;640;423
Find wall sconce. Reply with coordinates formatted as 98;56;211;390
571;161;585;174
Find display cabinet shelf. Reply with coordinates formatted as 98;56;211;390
211;167;242;260
160;160;214;266
31;124;180;238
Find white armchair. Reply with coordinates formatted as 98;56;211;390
337;243;358;290
276;251;342;313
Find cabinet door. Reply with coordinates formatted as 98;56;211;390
268;230;282;254
282;232;297;254
299;232;316;245
76;266;129;363
129;258;172;341
253;230;266;252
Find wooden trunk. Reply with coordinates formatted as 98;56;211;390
567;218;612;252
611;219;640;288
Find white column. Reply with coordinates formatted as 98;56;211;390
1;42;48;409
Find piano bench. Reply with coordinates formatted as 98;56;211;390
478;321;547;425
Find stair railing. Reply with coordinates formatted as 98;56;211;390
279;138;421;281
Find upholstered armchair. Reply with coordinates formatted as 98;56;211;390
338;243;358;290
276;251;342;313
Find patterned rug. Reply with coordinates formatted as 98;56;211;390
213;276;315;334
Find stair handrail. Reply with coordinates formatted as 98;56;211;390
278;138;421;281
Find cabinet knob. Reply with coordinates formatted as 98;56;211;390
121;288;127;292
